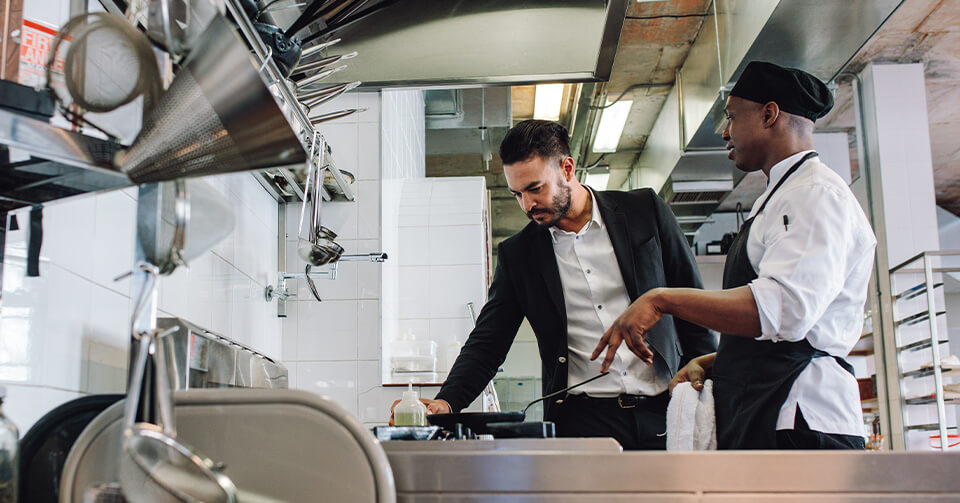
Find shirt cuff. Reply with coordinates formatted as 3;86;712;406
749;278;783;342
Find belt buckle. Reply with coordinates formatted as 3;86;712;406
617;395;636;409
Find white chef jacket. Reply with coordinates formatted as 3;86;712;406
550;189;671;397
746;150;876;436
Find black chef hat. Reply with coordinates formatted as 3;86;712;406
730;61;834;121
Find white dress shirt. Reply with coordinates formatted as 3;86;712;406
550;189;671;397
746;150;877;436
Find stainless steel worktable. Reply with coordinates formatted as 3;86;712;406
383;438;960;502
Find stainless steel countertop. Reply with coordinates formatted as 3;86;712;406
384;439;960;501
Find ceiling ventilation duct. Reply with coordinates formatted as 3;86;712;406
628;0;904;233
424;87;511;157
663;179;735;205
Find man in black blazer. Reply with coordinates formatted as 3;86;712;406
399;120;716;450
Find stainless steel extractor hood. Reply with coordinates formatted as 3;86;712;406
263;0;629;88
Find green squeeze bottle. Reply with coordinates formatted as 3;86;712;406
394;384;427;427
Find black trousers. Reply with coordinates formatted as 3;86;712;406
554;392;668;450
775;406;866;450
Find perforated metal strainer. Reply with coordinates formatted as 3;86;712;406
46;13;161;116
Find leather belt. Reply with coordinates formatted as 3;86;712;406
568;393;666;409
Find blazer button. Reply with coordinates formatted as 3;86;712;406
558;356;567;364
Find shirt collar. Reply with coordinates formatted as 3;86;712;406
748;150;816;219
549;187;604;242
767;150;816;191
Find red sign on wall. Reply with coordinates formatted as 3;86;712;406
19;19;63;89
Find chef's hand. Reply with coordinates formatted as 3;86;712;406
388;398;451;425
669;353;716;394
591;289;660;372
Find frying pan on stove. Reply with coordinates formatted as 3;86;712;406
426;371;609;434
426;411;524;435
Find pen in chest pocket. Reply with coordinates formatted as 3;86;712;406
783;214;789;231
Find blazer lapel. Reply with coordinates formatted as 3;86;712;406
593;190;639;301
535;226;567;327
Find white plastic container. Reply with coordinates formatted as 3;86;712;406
393;384;427;426
390;355;437;373
391;339;438;373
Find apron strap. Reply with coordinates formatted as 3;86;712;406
813;349;855;377
755;151;819;215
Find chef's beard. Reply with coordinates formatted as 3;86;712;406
527;182;572;228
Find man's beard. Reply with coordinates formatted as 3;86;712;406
527;183;572;228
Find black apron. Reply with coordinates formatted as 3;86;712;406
712;152;855;449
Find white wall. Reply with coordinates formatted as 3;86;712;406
384;177;488;385
281;90;466;427
0;173;282;432
280;90;383;425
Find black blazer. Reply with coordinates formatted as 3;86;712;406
436;188;718;421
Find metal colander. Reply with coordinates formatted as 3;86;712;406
46;12;161;126
116;13;306;183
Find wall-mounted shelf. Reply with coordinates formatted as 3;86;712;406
0;108;130;213
223;0;356;203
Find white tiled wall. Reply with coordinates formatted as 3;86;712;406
283;91;396;427
0;173;282;432
282;90;483;426
382;177;488;385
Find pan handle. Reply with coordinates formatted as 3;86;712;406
521;372;610;415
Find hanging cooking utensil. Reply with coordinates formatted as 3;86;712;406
291;51;356;77
299;37;341;59
285;0;352;37
254;0;307;19
309;107;363;125
151;179;236;274
293;63;347;89
115;12;305;183
295;133;345;268
145;0;190;58
119;265;238;503
425;372;610;434
303;264;324;302
302;81;360;109
297;80;359;102
299;225;344;266
300;0;398;44
323;0;367;27
45;12;161;138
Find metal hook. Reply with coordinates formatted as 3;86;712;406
298;128;321;237
259;44;274;74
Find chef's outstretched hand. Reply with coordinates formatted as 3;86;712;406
388;398;451;425
591;289;660;372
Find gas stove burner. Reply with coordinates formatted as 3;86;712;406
487;421;556;439
372;424;474;441
372;426;441;441
372;421;556;441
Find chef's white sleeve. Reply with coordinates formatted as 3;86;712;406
748;184;853;342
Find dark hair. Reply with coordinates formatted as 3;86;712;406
499;119;571;165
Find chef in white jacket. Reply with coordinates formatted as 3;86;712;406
590;61;876;449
